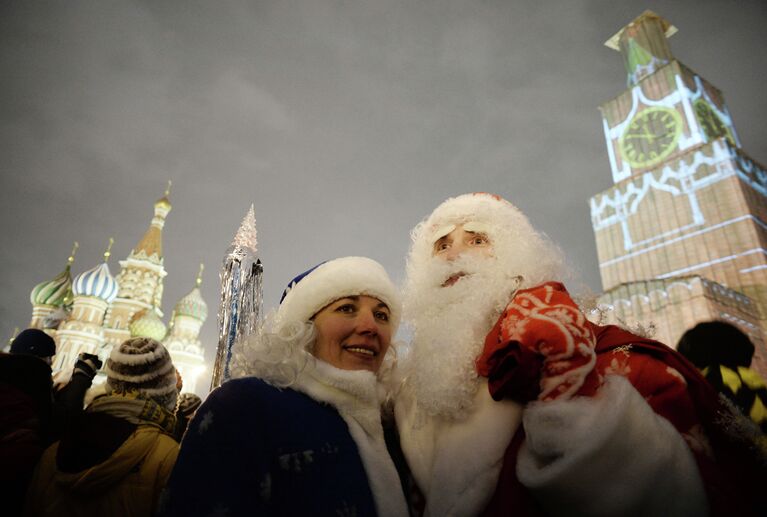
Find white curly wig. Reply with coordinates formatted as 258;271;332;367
230;256;401;388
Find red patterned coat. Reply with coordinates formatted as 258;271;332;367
476;282;765;516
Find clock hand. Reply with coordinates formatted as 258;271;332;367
631;133;658;141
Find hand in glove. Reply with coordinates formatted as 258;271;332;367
73;352;103;379
477;282;601;403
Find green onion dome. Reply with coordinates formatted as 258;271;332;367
174;286;208;322
173;264;208;322
129;308;168;342
30;265;74;307
30;243;78;307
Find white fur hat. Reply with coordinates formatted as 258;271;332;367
276;256;401;333
407;193;567;289
411;193;534;246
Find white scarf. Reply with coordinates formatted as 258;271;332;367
292;359;409;517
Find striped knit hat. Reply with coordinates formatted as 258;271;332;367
105;337;178;411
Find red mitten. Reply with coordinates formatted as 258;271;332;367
477;282;601;402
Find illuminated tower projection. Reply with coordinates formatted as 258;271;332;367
103;185;171;352
589;11;767;371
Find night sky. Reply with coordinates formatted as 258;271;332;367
2;0;765;389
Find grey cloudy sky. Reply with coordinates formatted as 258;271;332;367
2;0;765;382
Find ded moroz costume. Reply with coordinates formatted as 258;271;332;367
395;193;765;517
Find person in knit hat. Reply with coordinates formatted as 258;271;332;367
161;257;410;517
24;337;180;517
395;193;765;517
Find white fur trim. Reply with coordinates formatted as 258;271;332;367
395;379;523;517
517;375;707;517
406;193;568;293
277;256;401;333
411;193;531;252
291;359;409;517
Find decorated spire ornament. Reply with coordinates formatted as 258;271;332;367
196;263;204;287
104;237;114;261
211;204;264;389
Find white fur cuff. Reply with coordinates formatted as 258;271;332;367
517;375;707;517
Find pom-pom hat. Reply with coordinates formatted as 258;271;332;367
104;337;178;411
276;256;401;334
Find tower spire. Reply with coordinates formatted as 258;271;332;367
605;10;677;86
132;185;172;263
68;241;79;266
196;263;204;287
103;237;114;262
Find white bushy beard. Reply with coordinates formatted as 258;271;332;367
403;254;522;421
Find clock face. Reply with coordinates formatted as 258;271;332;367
694;99;733;145
619;107;683;168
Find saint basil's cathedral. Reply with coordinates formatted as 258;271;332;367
24;187;209;394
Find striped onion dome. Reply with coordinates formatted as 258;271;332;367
173;286;208;322
129;308;167;341
72;262;119;302
30;264;74;307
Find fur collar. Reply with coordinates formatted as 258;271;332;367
396;378;523;517
292;359;409;517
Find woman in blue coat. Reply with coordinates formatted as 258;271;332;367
161;257;409;517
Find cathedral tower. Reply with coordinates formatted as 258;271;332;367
53;240;118;372
103;184;171;351
164;264;208;394
590;11;767;370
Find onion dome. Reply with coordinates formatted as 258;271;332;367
174;264;209;321
30;242;79;307
72;239;119;303
129;308;168;341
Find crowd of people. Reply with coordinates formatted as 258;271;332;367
2;192;766;516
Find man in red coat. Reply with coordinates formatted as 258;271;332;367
394;193;763;517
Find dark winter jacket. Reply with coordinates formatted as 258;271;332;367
0;352;53;517
160;377;380;516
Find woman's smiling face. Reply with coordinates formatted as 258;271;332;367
312;295;392;373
